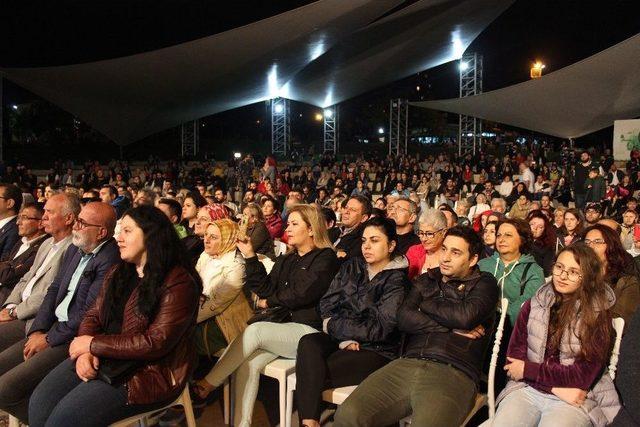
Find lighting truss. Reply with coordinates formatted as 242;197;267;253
271;97;290;156
389;98;408;156
323;105;339;154
458;52;483;156
181;119;199;158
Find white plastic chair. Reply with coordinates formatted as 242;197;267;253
609;317;625;380
110;386;196;427
284;372;357;427
400;298;509;427
261;358;296;427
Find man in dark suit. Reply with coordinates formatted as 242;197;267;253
0;184;22;260
0;202;120;422
0;203;48;304
334;195;372;261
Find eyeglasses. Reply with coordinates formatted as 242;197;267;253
417;229;444;239
387;205;411;214
17;215;41;222
584;238;606;246
74;218;103;230
552;263;582;283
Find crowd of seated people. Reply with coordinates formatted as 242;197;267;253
0;144;637;426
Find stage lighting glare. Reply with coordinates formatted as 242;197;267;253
324;109;333;119
234;152;242;159
314;113;323;121
459;61;469;71
378;127;385;135
274;104;284;114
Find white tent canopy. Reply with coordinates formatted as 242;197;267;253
0;0;512;144
412;32;640;139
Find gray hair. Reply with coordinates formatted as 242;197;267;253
418;208;447;230
60;193;81;217
491;197;506;209
395;196;418;215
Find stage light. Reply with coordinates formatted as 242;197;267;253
324;109;333;119
274;104;284;114
11;105;18;110
378;127;385;135
234;152;242;159
459;61;469;71
314;113;323;121
530;61;546;79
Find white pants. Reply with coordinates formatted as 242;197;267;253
491;386;592;427
205;321;317;427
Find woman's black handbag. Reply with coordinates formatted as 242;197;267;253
97;359;142;385
246;306;292;325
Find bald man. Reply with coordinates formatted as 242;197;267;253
0;202;120;422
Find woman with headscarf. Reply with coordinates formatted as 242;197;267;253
182;204;229;265
195;219;253;358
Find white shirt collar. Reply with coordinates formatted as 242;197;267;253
0;215;17;230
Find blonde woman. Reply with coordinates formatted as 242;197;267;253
194;205;339;427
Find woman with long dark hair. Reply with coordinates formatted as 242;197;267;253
29;206;201;427
557;208;584;249
492;243;619;427
583;224;640;323
527;209;557;276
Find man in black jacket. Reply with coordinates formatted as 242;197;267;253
334;226;499;427
334;195;371;261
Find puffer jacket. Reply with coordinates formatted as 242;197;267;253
478;252;544;326
320;256;409;359
497;283;620;427
79;266;200;405
245;247;339;330
397;267;499;385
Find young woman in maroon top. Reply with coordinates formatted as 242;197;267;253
493;243;615;427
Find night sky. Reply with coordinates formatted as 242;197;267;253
2;0;640;157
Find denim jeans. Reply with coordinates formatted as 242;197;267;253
29;358;170;427
334;358;476;427
492;385;592;427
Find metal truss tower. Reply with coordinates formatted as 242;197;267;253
458;52;483;156
271;97;290;156
389;99;408;156
323;105;339;154
181;119;199;158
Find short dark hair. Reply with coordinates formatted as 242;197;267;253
444;225;483;259
0;183;23;214
185;191;207;208
158;198;182;222
321;207;336;228
349;194;373;217
497;218;533;254
22;202;44;218
260;195;280;212
101;185;117;198
363;216;398;256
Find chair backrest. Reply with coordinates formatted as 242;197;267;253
274;240;287;257
487;298;509;419
608;317;625;381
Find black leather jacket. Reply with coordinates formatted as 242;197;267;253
397;267;499;384
320;256;409;359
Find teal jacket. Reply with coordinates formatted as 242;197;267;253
478;252;544;326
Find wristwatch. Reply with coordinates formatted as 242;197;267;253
8;307;17;319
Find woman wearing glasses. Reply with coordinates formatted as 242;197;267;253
582;224;640;323
492;243;620;427
406;208;447;280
